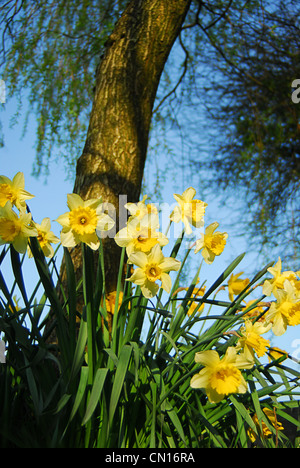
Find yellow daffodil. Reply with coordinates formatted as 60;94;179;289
0;201;38;253
0;172;34;210
194;222;228;264
228;272;250;302
265;280;300;336
247;408;284;443
190;347;254;403
27;217;60;258
126;244;181;298
170;187;207;235
262;257;296;297
105;291;128;315
56;193;114;250
236;320;272;360
114;213;168;256
125;195;158;220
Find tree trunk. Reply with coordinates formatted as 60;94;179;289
64;0;191;298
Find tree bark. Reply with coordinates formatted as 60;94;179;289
63;0;191;297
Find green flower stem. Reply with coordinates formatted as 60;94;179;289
82;243;95;383
111;246;126;353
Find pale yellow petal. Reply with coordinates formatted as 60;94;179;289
128;251;148;268
21;224;38;238
114;227;131;247
272;314;287;336
60;229;77;248
170;205;182;223
190;369;210;389
194;236;204;254
141;280;159;298
42;244;55;258
80;232;100;250
12;172;25;188
127;268;146;285
96;213;115;232
205;222;219;236
201;247;215;265
159;257;181;272
194;349;220;366
234;352;255;370
40;217;51;231
236;375;248;394
183;217;193;235
222;346;239;364
156;232;169;247
147;244;164;264
262;280;274;297
85;197;102;210
67;193;83;210
12;237;28;254
55;212;70;228
181;187;196;202
0;175;11;185
160;272;172;293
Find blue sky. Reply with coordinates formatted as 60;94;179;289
0;90;300;368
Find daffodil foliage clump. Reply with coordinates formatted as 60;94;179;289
0;173;299;448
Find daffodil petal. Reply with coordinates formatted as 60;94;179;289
128;268;146;285
67;193;84;210
141;280;159;299
60;229;77;248
12;172;25;188
79;232;100;250
96;213;115;232
181;187;196;202
194;350;220;366
55;212;70;227
128;251;148;268
190;370;210;389
160;257;181;272
13;235;28;254
148;244;164;264
160;272;172;293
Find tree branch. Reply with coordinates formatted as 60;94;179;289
153;34;189;114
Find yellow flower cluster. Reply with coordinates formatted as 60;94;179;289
115;195;180;299
190;256;300;404
114;187;228;298
0;172;115;257
1;176;228;282
0;173;38;254
0;174;298;423
263;257;300;336
247;408;284;443
170;187;228;264
228;258;300;337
